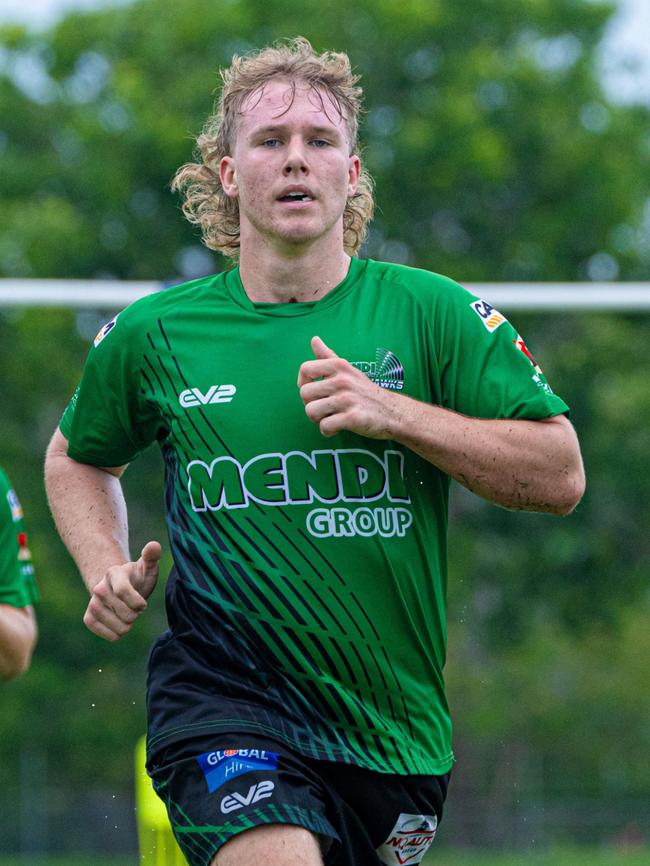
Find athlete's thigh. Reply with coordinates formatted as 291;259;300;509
212;823;324;866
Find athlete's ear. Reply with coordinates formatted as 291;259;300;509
220;156;238;198
347;154;361;197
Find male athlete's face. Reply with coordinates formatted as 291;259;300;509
220;78;361;253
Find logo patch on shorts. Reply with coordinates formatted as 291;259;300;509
220;780;275;814
376;813;438;866
196;748;278;794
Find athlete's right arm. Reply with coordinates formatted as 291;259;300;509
44;428;161;641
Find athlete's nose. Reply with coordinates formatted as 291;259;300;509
282;136;309;175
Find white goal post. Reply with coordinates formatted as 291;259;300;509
1;278;650;310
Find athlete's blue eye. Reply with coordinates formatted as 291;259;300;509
262;138;281;147
310;139;330;148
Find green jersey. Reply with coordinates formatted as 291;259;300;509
0;467;39;608
60;257;568;775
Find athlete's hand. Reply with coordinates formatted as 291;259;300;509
298;336;401;439
83;541;161;641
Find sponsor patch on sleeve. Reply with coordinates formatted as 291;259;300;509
93;314;119;347
196;748;279;794
7;489;23;521
470;299;506;332
512;334;556;394
512;334;541;372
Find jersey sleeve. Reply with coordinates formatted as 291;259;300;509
430;278;570;420
0;469;39;607
59;309;165;467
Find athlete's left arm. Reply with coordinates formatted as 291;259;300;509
377;404;583;515
298;337;585;515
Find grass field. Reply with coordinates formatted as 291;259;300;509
424;848;650;865
1;849;649;866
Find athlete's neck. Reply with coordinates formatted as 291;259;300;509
238;239;351;304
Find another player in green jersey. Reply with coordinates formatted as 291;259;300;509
45;38;585;866
0;466;38;681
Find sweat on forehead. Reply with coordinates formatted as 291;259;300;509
237;79;352;140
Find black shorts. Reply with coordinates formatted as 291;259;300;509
149;733;450;866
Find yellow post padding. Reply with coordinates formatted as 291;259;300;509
135;735;186;865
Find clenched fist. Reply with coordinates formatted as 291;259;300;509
83;541;161;641
298;336;402;440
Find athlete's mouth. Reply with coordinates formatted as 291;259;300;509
278;192;314;202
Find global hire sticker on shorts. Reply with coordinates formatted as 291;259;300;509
196;747;279;794
376;813;438;866
470;299;506;332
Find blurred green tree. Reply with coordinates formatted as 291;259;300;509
1;0;648;283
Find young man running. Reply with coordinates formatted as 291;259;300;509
45;38;584;866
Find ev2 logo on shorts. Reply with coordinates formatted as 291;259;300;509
220;780;275;814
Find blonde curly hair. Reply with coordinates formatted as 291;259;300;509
171;37;374;260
